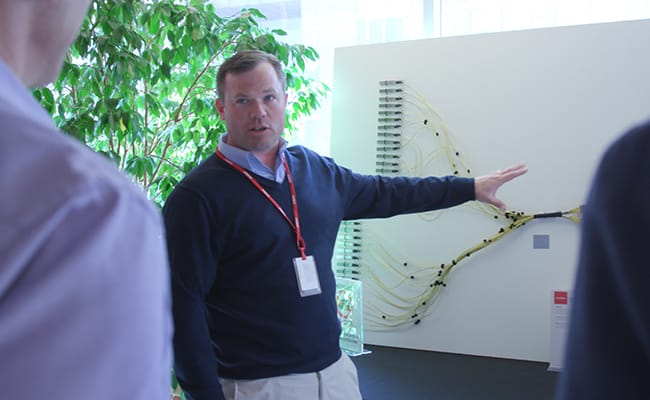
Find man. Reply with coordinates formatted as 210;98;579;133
163;50;527;400
0;1;172;398
555;120;650;399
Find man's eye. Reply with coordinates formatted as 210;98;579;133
235;98;248;104
265;95;276;101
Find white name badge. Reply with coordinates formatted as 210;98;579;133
293;255;322;297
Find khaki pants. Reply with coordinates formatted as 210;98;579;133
220;353;363;400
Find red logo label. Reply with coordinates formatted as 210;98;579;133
554;291;568;305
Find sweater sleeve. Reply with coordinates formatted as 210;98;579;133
163;186;225;400
337;164;475;220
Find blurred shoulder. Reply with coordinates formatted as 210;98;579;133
0;111;160;232
602;119;650;168
589;119;650;211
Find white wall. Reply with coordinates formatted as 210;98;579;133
331;19;650;362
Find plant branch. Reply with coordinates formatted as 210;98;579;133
148;40;234;183
149;137;172;184
144;81;149;155
155;33;240;135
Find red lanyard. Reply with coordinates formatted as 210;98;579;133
215;149;307;259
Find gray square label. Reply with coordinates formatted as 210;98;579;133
533;234;550;249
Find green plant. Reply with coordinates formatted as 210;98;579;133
34;0;329;206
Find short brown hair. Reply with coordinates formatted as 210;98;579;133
216;50;287;100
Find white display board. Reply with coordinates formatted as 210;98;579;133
330;19;650;362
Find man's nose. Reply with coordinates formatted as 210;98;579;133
250;100;267;118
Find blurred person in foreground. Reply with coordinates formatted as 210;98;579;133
556;119;650;400
0;1;172;398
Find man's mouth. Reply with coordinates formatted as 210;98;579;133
251;126;268;132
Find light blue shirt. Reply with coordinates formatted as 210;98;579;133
0;59;172;399
218;134;288;183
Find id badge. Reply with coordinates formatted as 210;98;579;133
293;255;322;297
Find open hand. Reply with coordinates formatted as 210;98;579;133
474;163;528;211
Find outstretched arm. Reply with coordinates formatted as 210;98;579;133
474;163;528;210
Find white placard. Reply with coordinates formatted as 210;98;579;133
549;290;571;371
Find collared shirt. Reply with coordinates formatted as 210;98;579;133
218;134;288;183
0;59;172;399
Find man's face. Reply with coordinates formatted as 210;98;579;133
215;62;288;157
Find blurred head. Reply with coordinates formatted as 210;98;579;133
215;51;288;158
0;0;92;87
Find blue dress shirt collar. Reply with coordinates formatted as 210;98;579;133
217;134;288;183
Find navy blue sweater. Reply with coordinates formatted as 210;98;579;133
556;120;650;399
163;145;475;400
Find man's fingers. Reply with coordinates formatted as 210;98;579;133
498;163;528;182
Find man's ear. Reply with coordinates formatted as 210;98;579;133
215;98;226;120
